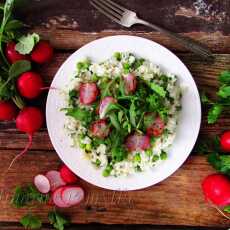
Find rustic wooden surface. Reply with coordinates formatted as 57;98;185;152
0;0;230;229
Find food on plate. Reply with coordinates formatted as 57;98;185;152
63;52;182;177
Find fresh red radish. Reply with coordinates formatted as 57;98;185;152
90;119;110;139
31;40;53;64
202;174;230;206
60;165;78;184
52;187;70;208
17;71;44;99
61;186;84;206
125;133;151;152
220;131;230;152
99;96;116;118
46;170;66;191
7;107;44;170
0;100;17;121
5;42;29;64
34;174;51;194
79;83;99;105
123;73;137;94
146;117;165;137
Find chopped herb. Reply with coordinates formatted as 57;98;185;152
134;153;141;163
103;164;113;177
152;155;160;162
160;151;167;160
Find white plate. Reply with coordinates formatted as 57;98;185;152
46;35;201;191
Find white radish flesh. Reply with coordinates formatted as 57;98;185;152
34;174;51;194
61;186;84;206
46;170;66;191
52;187;70;208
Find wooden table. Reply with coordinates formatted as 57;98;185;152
1;0;230;229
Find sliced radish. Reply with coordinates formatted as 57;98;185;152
79;83;99;105
123;73;137;94
90;119;110;139
125;133;151;152
46;170;66;191
61;186;84;206
99;96;116;118
34;174;50;194
60;165;78;184
52;187;70;208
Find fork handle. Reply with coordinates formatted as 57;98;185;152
136;18;214;61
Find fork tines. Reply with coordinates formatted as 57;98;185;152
90;0;125;24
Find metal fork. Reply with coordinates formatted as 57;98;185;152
90;0;214;61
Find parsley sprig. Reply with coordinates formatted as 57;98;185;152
202;71;230;124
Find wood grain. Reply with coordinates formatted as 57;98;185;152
0;150;229;227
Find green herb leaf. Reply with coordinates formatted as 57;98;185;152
219;71;230;84
207;104;223;124
20;214;42;229
109;113;120;130
65;107;93;126
129;100;136;127
150;82;166;97
208;153;230;175
224;206;230;213
218;85;230;99
11;184;49;208
15;33;40;54
48;211;69;230
201;92;211;104
5;19;23;31
8;60;31;79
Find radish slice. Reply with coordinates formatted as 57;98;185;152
99;96;116;118
52;187;70;208
61;186;84;206
34;174;51;194
46;170;66;191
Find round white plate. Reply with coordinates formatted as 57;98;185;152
46;35;201;191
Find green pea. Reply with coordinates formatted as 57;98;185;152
85;144;92;151
79;143;86;149
160;151;167;160
152;155;159;162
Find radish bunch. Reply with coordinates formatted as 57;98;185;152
34;165;84;208
1;39;54;170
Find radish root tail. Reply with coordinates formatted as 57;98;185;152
7;134;33;171
40;86;59;91
208;200;230;220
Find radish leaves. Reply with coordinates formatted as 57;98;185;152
20;214;42;229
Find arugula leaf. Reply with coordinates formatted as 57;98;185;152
218;85;230;99
219;70;230;84
8;60;31;79
129;100;136;127
20;214;42;229
65;107;93;126
150;82;166;97
207;104;223;124
15;33;40;54
111;146;127;162
48;211;69;230
11;184;49;208
109;113;120;130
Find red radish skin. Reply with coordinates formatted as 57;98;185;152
220;131;230;152
17;72;44;99
60;165;78;184
46;170;66;191
99;96;117;118
31;41;53;64
5;42;29;64
61;186;84;206
34;174;51;194
146;117;165;137
0;101;17;121
123;73;137;94
125;133;151;152
90;119;110;139
52;187;70;208
79;83;99;105
7;107;44;170
202;174;230;206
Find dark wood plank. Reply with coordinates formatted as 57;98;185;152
0;150;229;227
32;29;230;53
16;0;230;35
